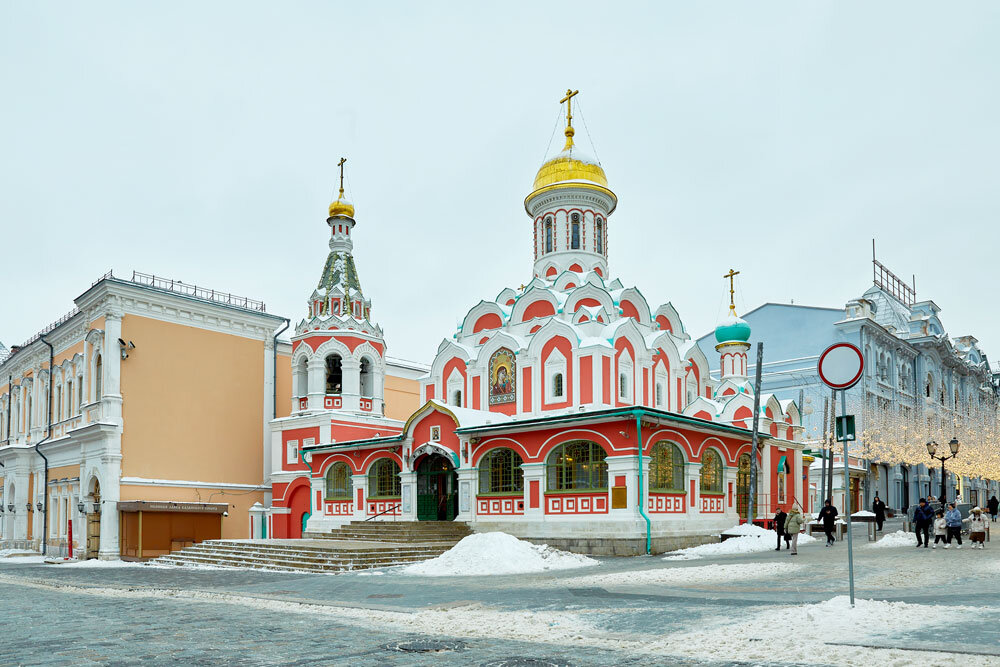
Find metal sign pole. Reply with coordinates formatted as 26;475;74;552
841;388;855;606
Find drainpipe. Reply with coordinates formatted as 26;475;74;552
300;449;314;531
632;408;652;555
36;335;55;556
272;319;290;419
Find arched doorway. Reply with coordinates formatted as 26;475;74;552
416;454;457;521
287;484;310;539
86;479;101;559
736;454;751;520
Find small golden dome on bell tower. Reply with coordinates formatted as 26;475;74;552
328;157;355;219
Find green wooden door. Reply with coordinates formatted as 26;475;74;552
416;454;458;521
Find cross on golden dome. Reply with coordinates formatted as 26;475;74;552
337;157;347;198
328;156;355;219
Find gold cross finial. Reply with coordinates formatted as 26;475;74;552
723;268;740;313
337;157;347;198
560;89;579;128
560;89;579;148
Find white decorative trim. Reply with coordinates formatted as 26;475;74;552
119;476;268;491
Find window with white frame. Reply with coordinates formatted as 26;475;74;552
544;348;568;402
618;352;633;401
685;372;697;406
445;368;464;408
286;440;299;465
655;367;668;408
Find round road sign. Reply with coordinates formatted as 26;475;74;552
818;343;864;390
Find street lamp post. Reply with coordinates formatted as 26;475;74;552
927;438;960;510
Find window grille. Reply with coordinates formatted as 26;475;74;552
700;449;723;493
368;458;401;498
547;440;608;491
478;448;524;494
325;462;352;500
649;441;685;492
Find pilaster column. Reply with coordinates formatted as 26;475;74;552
102;309;124;425
606;454;639;519
685;462;702;517
351;474;368;521
521;462;546;519
97;455;122;560
341;358;361;413
793;449;804;509
399;471;417;521
456;467;477;521
305;475;324;532
307;357;325;411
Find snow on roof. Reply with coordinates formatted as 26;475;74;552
427;399;513;428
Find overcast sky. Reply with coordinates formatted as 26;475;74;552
2;2;998;365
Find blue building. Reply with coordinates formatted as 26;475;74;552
697;273;999;515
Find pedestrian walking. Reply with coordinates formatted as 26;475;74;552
988;495;999;523
965;507;988;549
818;499;838;546
913;498;934;548
932;510;946;549
774;508;789;551
872;494;886;532
785;505;804;556
945;502;963;549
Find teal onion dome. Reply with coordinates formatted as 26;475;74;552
715;311;751;343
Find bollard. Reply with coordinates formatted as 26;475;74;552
68;520;73;559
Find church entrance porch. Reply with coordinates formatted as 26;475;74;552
416;454;457;521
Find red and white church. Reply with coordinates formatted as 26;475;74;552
267;93;809;554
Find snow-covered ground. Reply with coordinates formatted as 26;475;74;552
565;561;802;587
402;532;598;576
663;525;817;560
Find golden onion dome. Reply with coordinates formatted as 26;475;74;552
532;127;609;191
328;189;355;218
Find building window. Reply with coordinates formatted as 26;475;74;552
325;354;343;394
452;390;462;407
368;458;401;498
596;219;603;254
649;441;685;492
700;449;723;494
545;217;553;253
77;377;83;412
324;462;352;500
547;440;608;491
552;373;564;398
570;213;580;250
55;385;63;422
478;448;524;494
620;373;627;399
94;355;103;402
360;357;374;397
286;440;299;465
655;383;664;407
295;357;308;397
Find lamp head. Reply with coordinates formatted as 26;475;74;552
926;440;937;457
949;437;960;456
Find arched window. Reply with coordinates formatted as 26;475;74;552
295;357;308;397
367;458;401;498
325;462;352;500
547;440;607;491
94;355;103;402
552;373;564;398
699;449;723;494
325;354;343;394
360;357;373;397
596;219;603;254
478;448;524;494
545;217;553;253
655;383;664;407
570;212;580;249
649;441;685;492
452;390;462;406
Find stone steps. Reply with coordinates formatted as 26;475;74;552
311;521;473;544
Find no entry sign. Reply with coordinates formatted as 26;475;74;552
818;342;864;390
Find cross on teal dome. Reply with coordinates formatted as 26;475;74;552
715;311;751;343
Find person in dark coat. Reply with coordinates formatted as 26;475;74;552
988;495;999;523
774;508;789;550
818;499;839;546
872;494;887;532
912;498;935;548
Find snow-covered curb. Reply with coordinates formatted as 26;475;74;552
402;532;598;576
664;526;817;560
565;562;802;587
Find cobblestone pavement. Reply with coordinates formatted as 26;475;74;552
2;519;999;666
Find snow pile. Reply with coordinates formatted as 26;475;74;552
664;530;817;560
852;510;876;517
566;562;801;587
868;530;916;548
654;596;986;665
719;523;772;537
402;532;598;576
